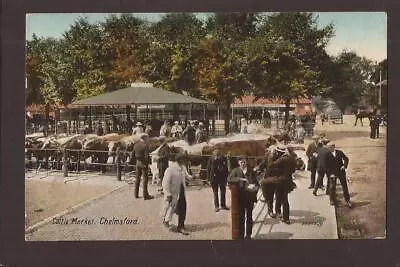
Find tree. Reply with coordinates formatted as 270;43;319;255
26;34;46;105
101;14;147;89
249;12;334;124
62;17;108;100
327;51;376;111
141;13;205;95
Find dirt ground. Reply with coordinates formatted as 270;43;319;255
25;173;126;227
313;115;386;239
25;115;386;239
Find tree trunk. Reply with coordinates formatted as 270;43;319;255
284;98;291;126
44;103;50;136
223;100;231;135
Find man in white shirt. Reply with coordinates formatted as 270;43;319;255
132;122;144;135
161;152;192;235
171;121;183;138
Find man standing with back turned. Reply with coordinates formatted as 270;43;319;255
133;133;154;200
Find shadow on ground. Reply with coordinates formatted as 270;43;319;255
186;222;229;232
254;232;293;239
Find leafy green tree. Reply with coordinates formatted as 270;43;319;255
101;14;147;89
193;13;260;133
62;17;108;100
328;51;376;111
26;34;46;104
141;13;205;95
249;12;334;124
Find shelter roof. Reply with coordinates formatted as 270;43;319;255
233;95;312;105
70;86;209;106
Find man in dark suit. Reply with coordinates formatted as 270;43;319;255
228;156;260;239
326;142;352;207
313;138;330;196
306;135;319;189
273;146;297;224
157;136;171;187
133;133;154;200
207;148;229;212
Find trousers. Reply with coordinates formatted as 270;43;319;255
261;183;276;212
275;184;289;220
211;180;227;208
329;171;350;202
135;162;150;198
238;200;254;239
177;185;187;229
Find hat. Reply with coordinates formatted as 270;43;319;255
175;152;188;162
174;121;179;124
312;135;319;140
199;122;204;126
159;135;166;141
237;155;248;161
136;122;143;126
275;145;287;153
327;141;335;147
321;138;330;144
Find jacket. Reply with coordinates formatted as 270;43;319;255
207;155;228;182
316;146;330;172
133;140;151;165
326;149;349;177
162;162;191;201
228;167;259;203
157;142;170;169
306;142;319;170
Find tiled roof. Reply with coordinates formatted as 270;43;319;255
233;95;312;105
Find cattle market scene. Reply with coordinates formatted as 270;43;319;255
25;12;387;241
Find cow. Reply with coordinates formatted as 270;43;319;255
81;138;109;173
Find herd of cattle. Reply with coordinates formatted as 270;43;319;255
25;131;306;178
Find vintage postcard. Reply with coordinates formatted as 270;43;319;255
24;12;387;241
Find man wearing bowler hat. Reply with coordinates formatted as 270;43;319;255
228;156;260;239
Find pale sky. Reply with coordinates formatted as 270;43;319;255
26;12;387;62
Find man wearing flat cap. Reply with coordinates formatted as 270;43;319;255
228;156;260;239
306;135;320;189
326;142;352;207
133;133;153;200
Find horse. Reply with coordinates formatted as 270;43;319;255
354;110;373;126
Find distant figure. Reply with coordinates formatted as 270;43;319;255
182;121;196;145
95;122;104;136
171;121;183;138
195;122;208;143
240;118;248;134
145;121;153;136
132;122;144;135
159;120;171;137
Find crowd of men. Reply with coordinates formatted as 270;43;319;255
306;135;352;208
